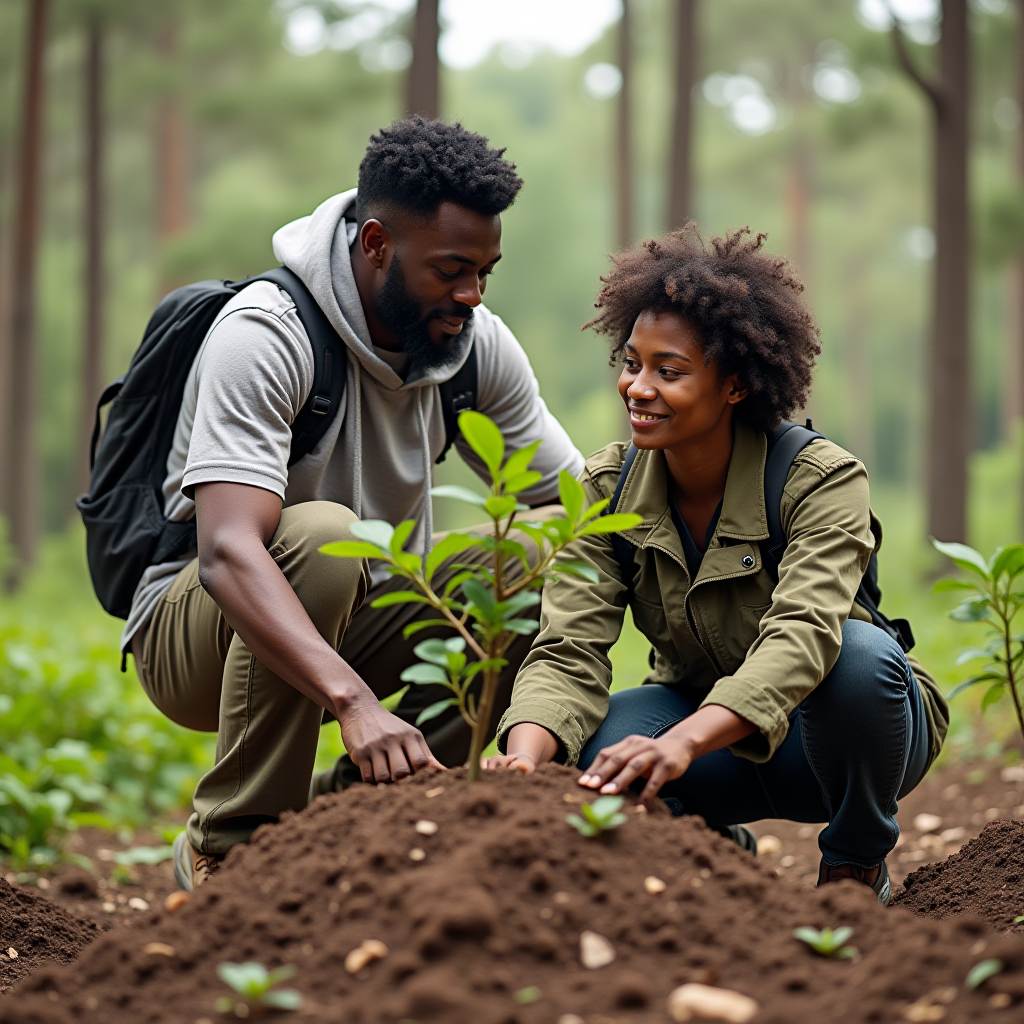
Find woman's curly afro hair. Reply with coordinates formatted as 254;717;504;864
585;224;821;434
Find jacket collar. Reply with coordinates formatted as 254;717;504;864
617;420;770;553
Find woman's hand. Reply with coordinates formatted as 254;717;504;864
578;703;756;806
579;734;694;805
480;723;559;775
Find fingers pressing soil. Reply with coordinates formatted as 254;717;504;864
0;877;99;993
894;819;1024;933
2;765;1024;1023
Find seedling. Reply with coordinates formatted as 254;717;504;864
792;926;859;959
513;986;542;1004
933;540;1024;744
321;411;641;781
214;962;302;1014
1014;915;1024;925
966;959;1003;990
566;795;627;837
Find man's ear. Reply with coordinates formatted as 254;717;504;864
359;219;390;270
725;376;748;405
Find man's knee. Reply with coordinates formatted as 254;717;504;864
270;502;370;638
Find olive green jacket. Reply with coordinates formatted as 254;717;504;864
497;423;948;767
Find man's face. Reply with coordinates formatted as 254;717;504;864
360;202;502;370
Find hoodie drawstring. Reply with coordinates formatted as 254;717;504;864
351;360;363;519
416;389;433;559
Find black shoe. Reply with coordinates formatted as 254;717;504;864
817;858;891;905
716;824;759;854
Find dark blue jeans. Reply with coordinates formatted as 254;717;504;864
578;620;930;868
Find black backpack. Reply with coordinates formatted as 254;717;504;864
78;266;477;622
607;419;914;653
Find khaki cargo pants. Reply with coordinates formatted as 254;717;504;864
136;500;556;856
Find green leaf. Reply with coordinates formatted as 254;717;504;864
217;962;271;997
828;926;854;947
431;484;488;507
513;986;542;1005
955;645;999;666
413;639;458;667
565;812;599;837
503;471;543;495
552;559;600;584
579;513;644;536
484;495;519;520
443;570;477;597
113;844;174;866
462;578;497;619
400;663;450;685
950;597;991;622
415;699;458;726
579;497;611;523
991;545;1024;581
464;658;508;680
459;410;505;478
425;533;481;582
390;520;416;558
501;440;542;481
558;471;586;524
947;673;1005;700
318;541;383;559
500;590;542;616
503;618;540;635
402;619;451;639
262;989;302;1011
966;959;1003;990
370;591;432;609
981;683;1006;712
351;520;395;551
265;965;296;987
931;577;978;594
932;539;990;578
1014;915;1024;924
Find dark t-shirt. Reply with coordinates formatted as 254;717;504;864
669;490;722;579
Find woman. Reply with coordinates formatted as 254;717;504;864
485;226;948;905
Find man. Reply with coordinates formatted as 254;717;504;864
123;119;583;890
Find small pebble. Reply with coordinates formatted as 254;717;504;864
939;827;965;843
554;891;571;904
699;868;711;879
339;879;352;893
1000;765;1024;783
143;943;176;957
539;907;553;919
913;813;943;833
164;891;191;913
580;930;615;969
128;897;150;911
563;792;581;804
902;1003;945;1022
668;983;758;1023
409;848;426;862
414;819;438;835
644;876;667;894
557;1016;585;1024
96;849;114;862
756;835;781;856
7;948;17;959
780;855;796;868
425;786;444;798
102;902;116;913
36;877;50;890
345;939;388;974
690;878;703;889
989;993;1012;1009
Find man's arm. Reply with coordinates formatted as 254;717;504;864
195;481;443;783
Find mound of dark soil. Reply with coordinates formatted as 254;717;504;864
4;765;1024;1023
0;876;98;993
895;819;1024;933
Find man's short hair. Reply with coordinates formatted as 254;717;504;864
356;118;523;227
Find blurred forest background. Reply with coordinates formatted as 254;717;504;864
2;0;1024;865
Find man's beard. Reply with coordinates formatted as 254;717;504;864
374;255;473;373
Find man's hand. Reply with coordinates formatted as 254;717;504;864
338;701;444;783
578;704;756;806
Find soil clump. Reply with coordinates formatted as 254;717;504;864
0;876;98;993
895;819;1024;933
3;765;1024;1023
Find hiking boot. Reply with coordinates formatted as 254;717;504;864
716;824;759;854
817;858;891;905
173;832;222;892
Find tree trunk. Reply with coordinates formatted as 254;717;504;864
845;261;874;469
1015;0;1024;533
928;0;970;543
156;26;189;298
4;0;49;584
616;0;634;251
80;19;105;499
405;0;439;119
667;0;696;230
890;0;970;543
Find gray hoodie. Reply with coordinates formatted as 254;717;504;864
120;190;583;650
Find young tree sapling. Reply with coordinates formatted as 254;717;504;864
566;795;628;836
321;412;641;781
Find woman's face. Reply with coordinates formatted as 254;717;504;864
617;310;746;450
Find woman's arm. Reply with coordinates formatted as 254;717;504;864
482;723;559;774
577;703;755;805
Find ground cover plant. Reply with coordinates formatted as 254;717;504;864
214;962;302;1014
321;411;641;781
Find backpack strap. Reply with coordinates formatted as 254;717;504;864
241;266;348;467
435;344;479;464
607;444;640;595
761;419;824;583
